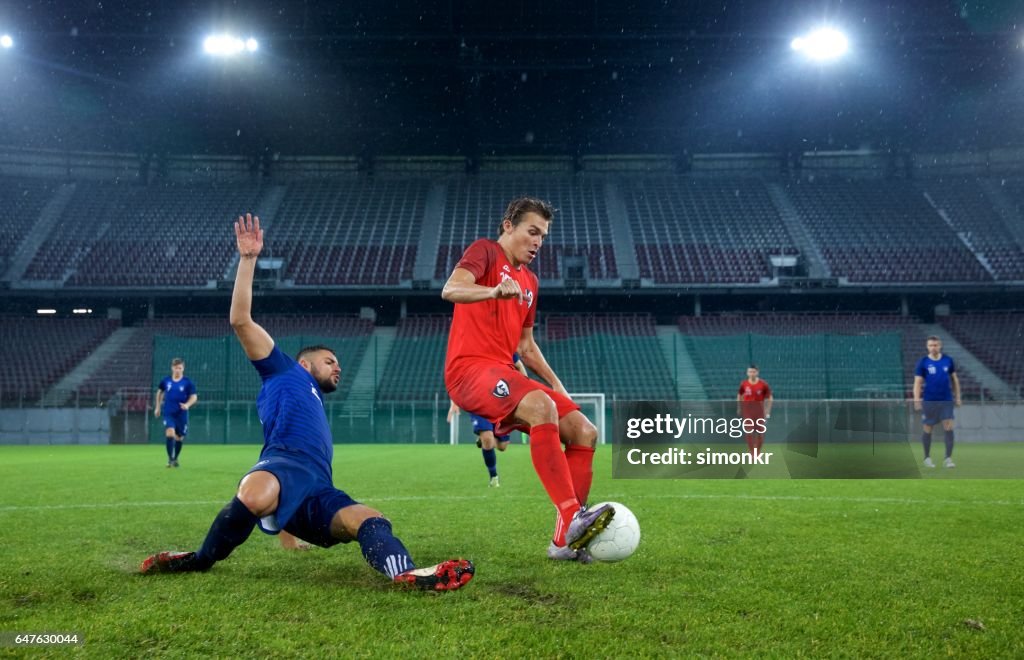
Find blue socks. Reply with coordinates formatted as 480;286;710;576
165;438;174;460
173;440;183;460
944;430;954;459
194;497;258;570
357;517;414;579
482;448;497;478
921;431;932;458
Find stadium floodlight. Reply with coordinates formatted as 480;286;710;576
0;34;13;49
790;27;849;62
203;33;258;57
36;308;57;315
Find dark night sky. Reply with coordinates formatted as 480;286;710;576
1;1;1022;155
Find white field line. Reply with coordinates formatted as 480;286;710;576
0;492;1020;513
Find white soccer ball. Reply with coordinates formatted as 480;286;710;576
585;501;640;562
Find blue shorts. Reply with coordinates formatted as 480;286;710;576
162;412;188;437
245;453;359;548
921;400;954;426
471;413;510;443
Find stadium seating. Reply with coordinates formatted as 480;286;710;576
376;316;450;401
621;177;797;284
23;183;262;286
0;177;56;270
270;178;427;285
919;179;1024;281
435;175;617;281
939;313;1024;396
0;317;119;402
784;179;990;282
678;313;986;400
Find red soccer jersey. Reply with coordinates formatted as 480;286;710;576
738;379;771;402
445;239;538;379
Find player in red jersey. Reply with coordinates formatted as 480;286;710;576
737;364;773;456
442;197;612;563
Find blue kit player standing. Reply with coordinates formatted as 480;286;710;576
913;335;962;469
154;358;197;467
141;214;474;591
447;353;528;487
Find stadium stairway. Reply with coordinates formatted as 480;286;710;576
921;192;997;279
765;182;829;278
919;323;1017;400
339;327;396;419
977;179;1024;251
4;182;76;283
656;326;705;400
413;182;448;282
604;181;640;281
41;326;138;406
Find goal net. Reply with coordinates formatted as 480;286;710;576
449;392;606;445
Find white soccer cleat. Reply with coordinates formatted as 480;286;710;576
923;457;936;468
488;476;500;488
943;458;956;468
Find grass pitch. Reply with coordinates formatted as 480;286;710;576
1;444;1022;658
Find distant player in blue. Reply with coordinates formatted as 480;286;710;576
141;213;474;591
913;335;962;469
447;354;528;487
154;358;197;468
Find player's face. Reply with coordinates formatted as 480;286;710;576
747;368;758;381
927;340;941;356
172;364;184;378
504;213;549;266
304;351;341;393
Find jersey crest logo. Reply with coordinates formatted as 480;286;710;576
492;379;510;398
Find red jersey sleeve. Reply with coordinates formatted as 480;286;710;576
524;271;538;328
762;382;772;398
455;239;494;281
738;382;745;396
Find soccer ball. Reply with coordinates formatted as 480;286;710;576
585;501;640;562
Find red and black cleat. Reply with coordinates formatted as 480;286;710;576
139;551;200;574
394;559;475;591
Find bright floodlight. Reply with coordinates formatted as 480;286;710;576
203;34;258;57
0;35;13;49
791;28;849;62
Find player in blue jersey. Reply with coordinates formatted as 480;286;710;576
154;358;198;467
913;336;961;469
447;353;527;487
141;214;474;591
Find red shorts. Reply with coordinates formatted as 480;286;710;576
447;360;580;436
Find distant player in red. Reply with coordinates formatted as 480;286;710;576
737;364;773;455
442;197;612;563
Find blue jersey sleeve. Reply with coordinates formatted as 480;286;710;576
512;352;521;364
251;345;295;381
947;357;956;374
158;376;170;391
185;378;197;396
914;358;927;378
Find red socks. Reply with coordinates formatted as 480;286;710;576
564;444;595;505
529;423;579;545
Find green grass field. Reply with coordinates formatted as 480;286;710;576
1;444;1022;658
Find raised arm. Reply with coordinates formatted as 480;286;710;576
517;326;567;397
230;214;275;361
442;267;523;304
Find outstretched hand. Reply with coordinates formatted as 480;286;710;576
235;213;263;258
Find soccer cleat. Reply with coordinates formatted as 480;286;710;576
565;504;615;552
172;459;180;468
394;559;475;591
944;458;956;468
489;476;500;488
923;457;936;468
546;541;593;564
139;551;201;574
166;462;173;468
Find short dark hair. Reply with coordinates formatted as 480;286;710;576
497;197;555;238
926;335;941;342
171;357;184;366
748;364;759;370
296;345;336;362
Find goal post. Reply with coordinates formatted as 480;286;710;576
448;392;606;445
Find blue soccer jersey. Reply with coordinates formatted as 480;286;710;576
252;346;334;481
915;354;956;401
159;376;196;415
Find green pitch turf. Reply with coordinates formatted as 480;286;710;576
0;444;1021;658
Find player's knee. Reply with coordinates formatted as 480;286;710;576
236;473;280;516
574;420;598;448
517;390;557;426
